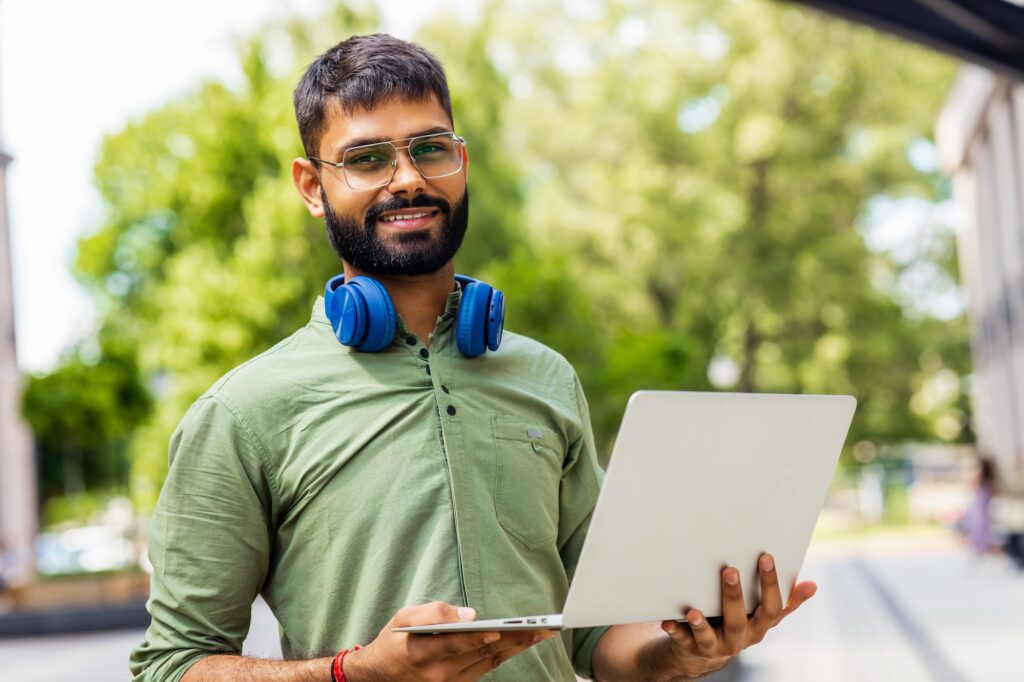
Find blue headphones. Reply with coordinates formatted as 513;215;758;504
324;274;505;357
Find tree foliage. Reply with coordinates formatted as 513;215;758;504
474;0;964;449
24;0;968;511
21;332;151;504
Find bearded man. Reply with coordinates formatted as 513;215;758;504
130;33;815;682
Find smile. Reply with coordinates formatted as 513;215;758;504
376;209;440;230
379;211;435;222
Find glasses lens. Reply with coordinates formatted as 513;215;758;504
409;134;462;178
343;143;397;189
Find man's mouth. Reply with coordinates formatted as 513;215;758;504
377;208;440;229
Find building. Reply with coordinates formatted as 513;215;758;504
791;1;1024;481
937;67;1024;482
0;7;38;583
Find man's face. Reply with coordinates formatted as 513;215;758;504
311;95;469;276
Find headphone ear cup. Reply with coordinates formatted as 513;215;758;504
330;286;367;347
348;276;396;352
326;275;368;347
457;282;491;358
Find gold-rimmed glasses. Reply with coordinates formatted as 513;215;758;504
310;132;467;190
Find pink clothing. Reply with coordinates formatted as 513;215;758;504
963;484;995;552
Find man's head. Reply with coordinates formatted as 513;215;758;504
291;34;469;277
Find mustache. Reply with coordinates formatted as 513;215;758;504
365;194;451;227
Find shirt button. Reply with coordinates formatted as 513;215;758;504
441;385;450;394
406;336;416;345
446;405;456;416
420;348;429;359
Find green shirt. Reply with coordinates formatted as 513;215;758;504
129;289;609;681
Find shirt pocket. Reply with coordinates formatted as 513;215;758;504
492;416;563;550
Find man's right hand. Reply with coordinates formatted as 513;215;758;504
343;601;558;681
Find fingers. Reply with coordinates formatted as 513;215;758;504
661;618;693;651
749;553;783;641
688;606;720;651
385;603;561;679
720;566;747;654
453;648;508;680
455;629;548;662
660;555;814;668
408;630;505;660
662;612;712;653
662;566;751;659
451;630;558;679
396;602;506;660
781;579;817;618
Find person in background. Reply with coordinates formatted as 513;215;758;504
0;542;8;598
960;456;1000;566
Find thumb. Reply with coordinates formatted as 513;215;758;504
392;601;477;627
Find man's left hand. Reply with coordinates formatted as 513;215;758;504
652;553;817;679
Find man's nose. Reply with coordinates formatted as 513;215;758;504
386;149;426;196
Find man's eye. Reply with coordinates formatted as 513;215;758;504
412;143;450;161
350;154;386;165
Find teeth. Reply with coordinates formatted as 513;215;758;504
381;212;431;222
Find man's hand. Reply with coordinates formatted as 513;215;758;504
591;552;816;681
652;553;816;679
344;601;558;681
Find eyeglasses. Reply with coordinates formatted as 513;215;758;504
310;132;467;191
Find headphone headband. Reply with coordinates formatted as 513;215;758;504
324;273;504;357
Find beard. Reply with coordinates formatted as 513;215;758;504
323;187;469;277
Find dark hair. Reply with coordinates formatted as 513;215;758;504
293;33;453;158
979;456;998;490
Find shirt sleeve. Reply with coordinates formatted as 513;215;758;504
558;369;611;680
129;394;274;682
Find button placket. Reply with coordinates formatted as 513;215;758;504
426;333;456;419
428;331;471;608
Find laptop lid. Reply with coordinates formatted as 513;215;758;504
561;390;855;629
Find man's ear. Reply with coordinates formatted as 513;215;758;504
292;158;325;218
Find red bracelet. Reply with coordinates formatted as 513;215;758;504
331;645;362;682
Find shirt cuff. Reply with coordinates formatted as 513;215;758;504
571;624;612;680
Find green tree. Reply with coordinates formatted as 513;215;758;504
26;0;972;511
473;0;966;452
21;332;151;506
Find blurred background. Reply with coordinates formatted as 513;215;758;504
1;0;1023;679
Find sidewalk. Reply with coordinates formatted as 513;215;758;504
724;532;1024;681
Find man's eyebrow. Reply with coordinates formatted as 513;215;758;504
333;127;454;157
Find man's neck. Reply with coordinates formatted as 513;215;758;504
342;262;456;346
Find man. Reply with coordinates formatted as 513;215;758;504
130;34;816;681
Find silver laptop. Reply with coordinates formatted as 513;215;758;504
395;390;856;633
